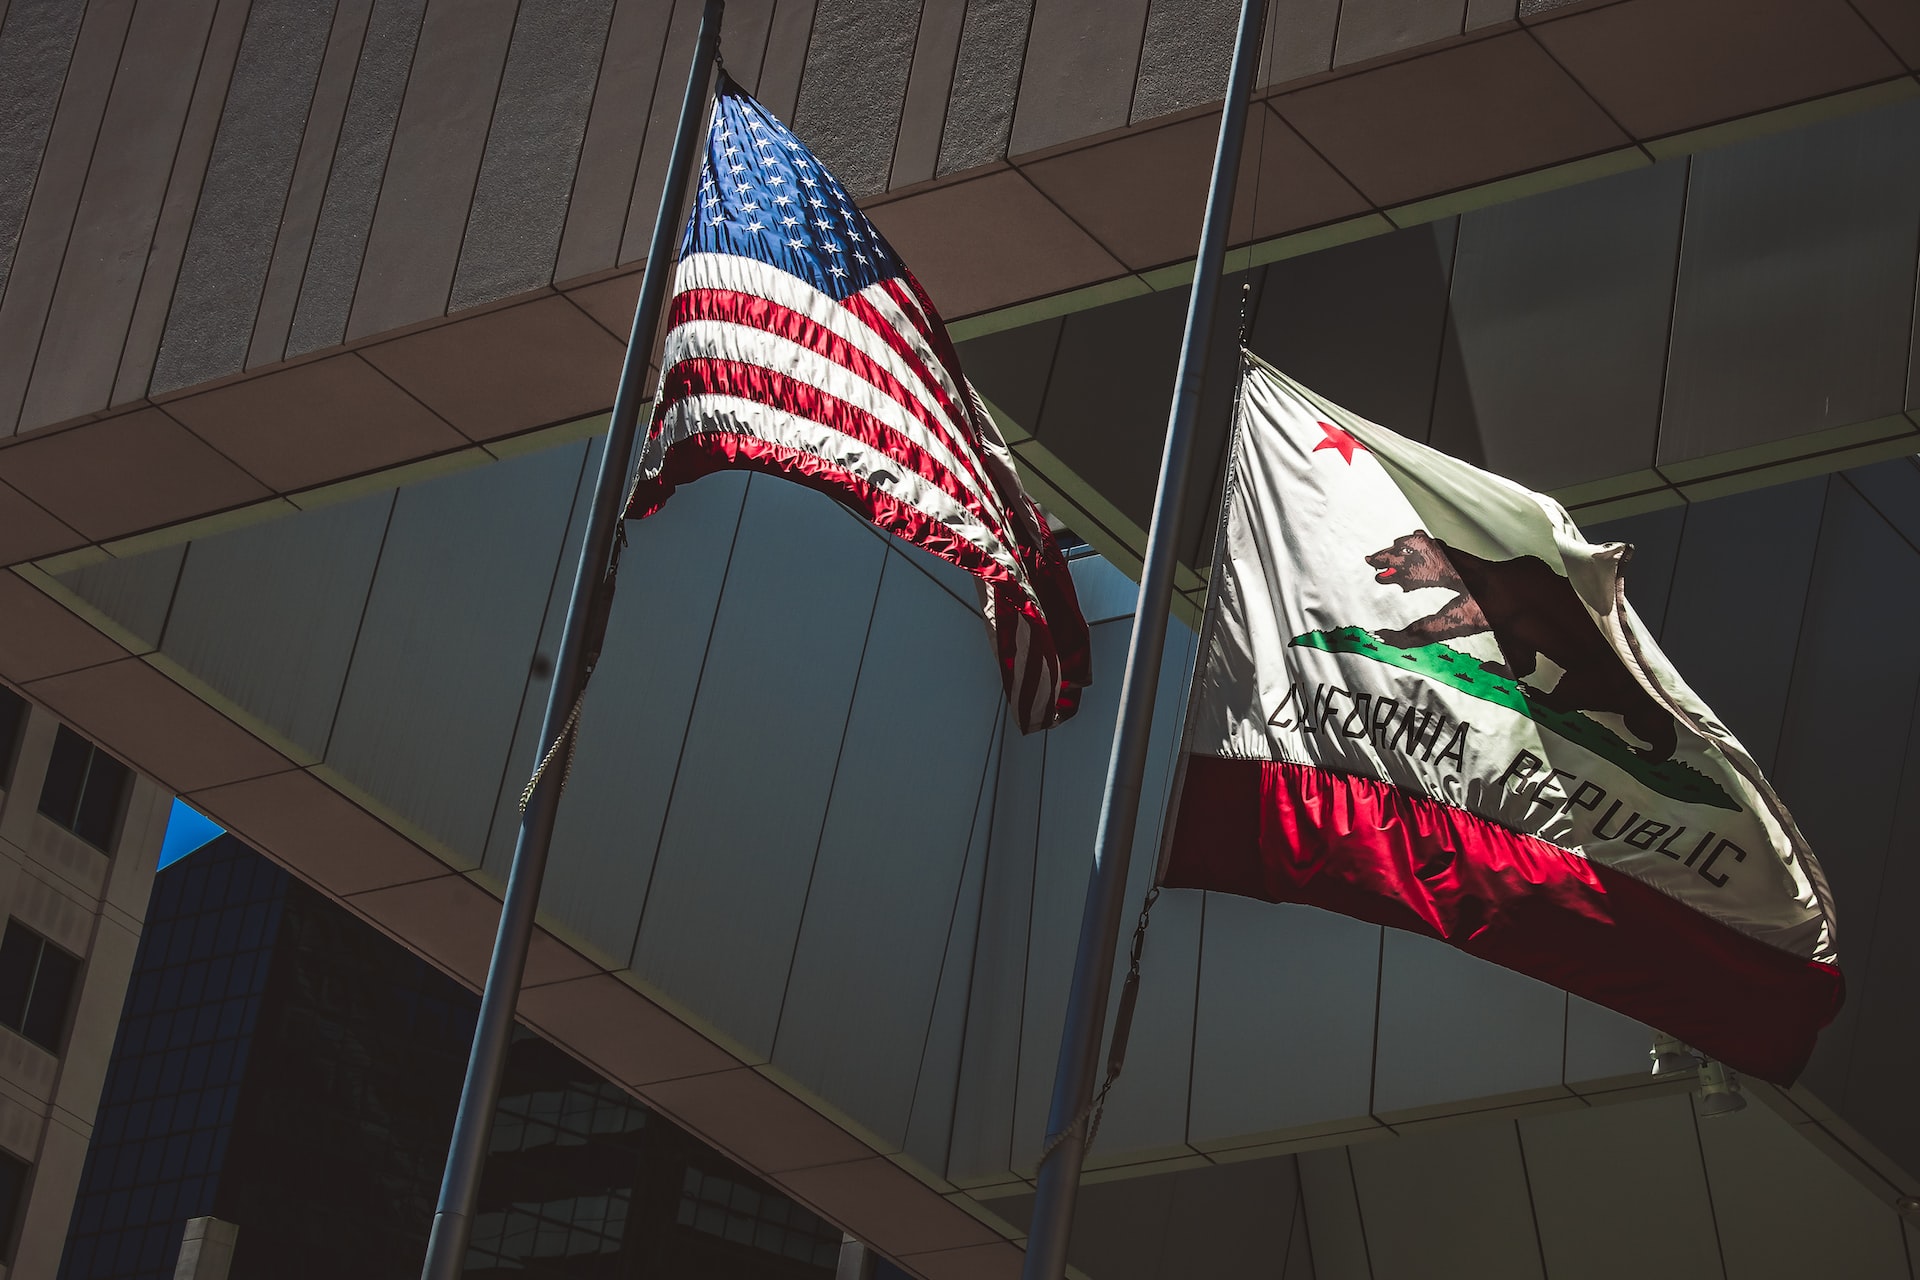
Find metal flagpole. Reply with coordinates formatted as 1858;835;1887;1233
417;2;725;1276
1017;1;1267;1276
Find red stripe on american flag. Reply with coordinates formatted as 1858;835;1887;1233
655;358;1022;578
667;286;1004;525
842;289;981;450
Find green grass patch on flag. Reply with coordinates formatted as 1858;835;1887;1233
1292;627;1738;811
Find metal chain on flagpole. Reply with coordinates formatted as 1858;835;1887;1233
1035;887;1160;1166
516;465;652;813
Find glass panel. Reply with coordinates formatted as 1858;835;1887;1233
23;941;79;1052
73;748;130;851
36;725;90;830
0;687;25;789
0;923;38;1034
0;1149;25;1261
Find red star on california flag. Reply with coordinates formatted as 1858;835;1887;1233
1312;420;1368;464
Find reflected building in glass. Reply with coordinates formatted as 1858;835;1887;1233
57;835;867;1280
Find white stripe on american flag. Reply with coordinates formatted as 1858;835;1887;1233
676;254;981;465
658;316;1016;546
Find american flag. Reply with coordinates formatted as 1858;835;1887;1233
628;81;1092;733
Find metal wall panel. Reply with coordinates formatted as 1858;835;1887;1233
1519;1094;1722;1280
791;0;921;198
1009;0;1150;156
1251;219;1458;443
475;440;599;892
1131;0;1237;123
1845;634;1920;1168
57;546;185;651
1014;620;1135;1161
1370;931;1566;1117
937;0;1032;176
519;467;749;963
1189;898;1380;1143
448;0;613;311
1661;101;1920;467
344;0;518;340
629;480;888;1059
1657;479;1827;772
1775;482;1920;1107
551;0;671;283
0;0;87;300
149;0;338;393
326;443;590;865
286;0;427;356
1432;161;1685;492
901;721;1001;1172
8;0;220;430
1298;1146;1374;1280
948;687;1047;1179
160;495;392;761
772;555;1004;1146
1348;1121;1544;1280
1699;1102;1911;1280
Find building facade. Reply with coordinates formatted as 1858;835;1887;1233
0;691;170;1278
59;833;876;1280
2;1;1920;1277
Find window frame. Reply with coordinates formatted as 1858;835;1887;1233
0;919;83;1055
35;725;131;853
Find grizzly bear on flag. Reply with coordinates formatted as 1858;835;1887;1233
1365;529;1678;762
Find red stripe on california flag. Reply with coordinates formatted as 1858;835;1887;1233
631;431;1066;730
656;357;1009;551
667;287;1003;523
1161;756;1844;1085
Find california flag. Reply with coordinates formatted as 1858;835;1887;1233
1161;353;1842;1084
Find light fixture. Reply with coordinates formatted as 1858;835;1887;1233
1695;1058;1747;1117
1650;1032;1698;1078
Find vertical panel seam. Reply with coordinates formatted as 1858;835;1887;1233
938;714;1006;1179
1010;728;1047;1168
0;0;81;309
1651;154;1695;474
137;0;304;399
1292;1170;1318;1280
316;489;402;761
249;0;379;368
766;546;892;1055
1655;500;1690;644
883;1;933;187
1181;888;1206;1145
153;539;193;655
1365;925;1384;1120
333;0;435;350
543;0;623;291
5;3;140;435
1418;217;1462;443
1687;1099;1733;1279
1765;477;1834;778
624;473;754;960
472;440;595;868
441;0;531;317
1344;1144;1378;1280
1511;1119;1554;1280
900;694;1005;1166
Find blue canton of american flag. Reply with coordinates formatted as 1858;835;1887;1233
630;81;1091;733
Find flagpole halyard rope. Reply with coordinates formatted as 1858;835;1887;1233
1035;887;1159;1165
